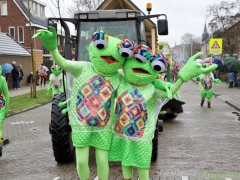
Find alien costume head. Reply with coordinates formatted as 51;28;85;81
120;42;169;85
51;64;62;76
88;30;126;75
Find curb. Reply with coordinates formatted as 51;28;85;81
6;101;52;118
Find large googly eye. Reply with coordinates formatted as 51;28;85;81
92;30;108;49
134;44;152;63
51;65;55;70
118;39;135;58
151;53;169;72
151;60;166;72
58;67;62;70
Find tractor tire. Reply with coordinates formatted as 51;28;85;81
157;119;163;132
151;127;159;162
50;92;75;163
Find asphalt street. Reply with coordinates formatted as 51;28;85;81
1;80;240;180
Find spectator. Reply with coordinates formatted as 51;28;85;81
39;63;48;87
11;61;19;90
27;72;33;85
18;65;24;88
233;72;239;87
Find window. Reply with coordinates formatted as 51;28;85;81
18;26;24;43
1;1;7;15
9;27;15;39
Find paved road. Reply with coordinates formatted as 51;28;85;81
1;80;240;180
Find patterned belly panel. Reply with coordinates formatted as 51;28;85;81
0;91;5;109
53;76;62;89
115;88;147;139
76;75;114;127
201;75;213;89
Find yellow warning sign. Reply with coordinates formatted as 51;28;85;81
209;38;222;55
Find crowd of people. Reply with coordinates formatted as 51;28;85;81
10;61;24;90
3;61;49;89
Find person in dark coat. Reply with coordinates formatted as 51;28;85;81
11;61;19;89
18;65;24;88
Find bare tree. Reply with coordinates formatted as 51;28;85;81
68;0;104;16
25;0;37;98
206;0;240;55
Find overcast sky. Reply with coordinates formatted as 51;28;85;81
44;0;234;48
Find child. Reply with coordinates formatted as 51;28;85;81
196;63;221;108
0;66;10;157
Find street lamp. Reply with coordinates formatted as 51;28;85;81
190;38;194;56
208;21;217;38
208;21;217;59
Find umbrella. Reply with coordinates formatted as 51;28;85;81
203;57;213;64
1;63;13;74
223;56;240;72
213;58;223;66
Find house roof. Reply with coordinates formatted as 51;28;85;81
0;32;31;56
14;0;47;28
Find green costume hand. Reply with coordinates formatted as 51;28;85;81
153;79;173;99
32;26;57;51
213;79;221;84
195;76;200;82
177;52;218;82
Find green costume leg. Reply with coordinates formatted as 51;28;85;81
138;168;149;180
122;166;133;179
76;147;90;180
95;148;109;180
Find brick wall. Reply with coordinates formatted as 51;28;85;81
0;0;43;50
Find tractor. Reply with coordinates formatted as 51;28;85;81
48;7;168;163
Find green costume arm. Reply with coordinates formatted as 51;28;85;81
33;26;84;77
2;76;9;112
46;80;52;95
177;52;218;82
152;79;173;99
58;98;72;114
153;78;184;98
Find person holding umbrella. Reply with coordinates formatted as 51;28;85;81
11;61;19;89
1;63;13;83
223;56;240;88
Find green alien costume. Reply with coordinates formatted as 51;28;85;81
46;64;65;97
108;47;218;179
0;66;10;157
195;64;221;107
33;27;125;180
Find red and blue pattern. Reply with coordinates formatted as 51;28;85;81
202;75;213;89
134;44;152;60
115;88;147;139
0;91;5;109
92;30;108;42
76;75;114;127
53;76;62;89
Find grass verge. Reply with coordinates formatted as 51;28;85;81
8;89;53;115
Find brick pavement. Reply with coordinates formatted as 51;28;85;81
1;80;240;180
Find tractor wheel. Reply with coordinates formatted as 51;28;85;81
50;92;75;163
151;127;159;162
157;119;163;132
